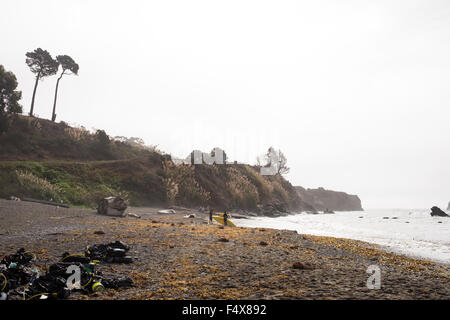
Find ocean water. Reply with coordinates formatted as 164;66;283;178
233;209;450;265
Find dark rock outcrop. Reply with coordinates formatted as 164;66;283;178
256;203;289;217
295;187;363;211
430;206;449;217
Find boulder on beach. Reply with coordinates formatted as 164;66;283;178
158;209;176;214
168;206;190;211
126;212;141;219
97;197;128;217
430;206;449;217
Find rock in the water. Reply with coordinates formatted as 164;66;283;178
97;197;128;217
430;206;449;217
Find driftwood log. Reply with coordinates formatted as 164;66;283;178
97;197;128;217
21;197;70;208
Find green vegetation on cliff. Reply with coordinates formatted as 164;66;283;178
0;157;165;207
0;116;308;212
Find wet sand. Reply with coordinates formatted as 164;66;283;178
0;199;449;299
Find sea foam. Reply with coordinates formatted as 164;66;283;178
234;209;450;265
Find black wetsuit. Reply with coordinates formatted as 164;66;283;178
209;210;213;223
223;212;229;226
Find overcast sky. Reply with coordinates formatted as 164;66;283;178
2;0;450;209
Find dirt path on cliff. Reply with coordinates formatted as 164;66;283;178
0;199;448;300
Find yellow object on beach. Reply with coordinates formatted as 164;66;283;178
216;212;233;218
212;215;236;227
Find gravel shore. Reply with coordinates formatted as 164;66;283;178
0;199;448;300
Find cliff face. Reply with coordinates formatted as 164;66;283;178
295;186;363;211
0;157;315;213
0;117;313;213
164;161;314;213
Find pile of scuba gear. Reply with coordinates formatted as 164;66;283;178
86;240;133;264
1;241;134;300
0;249;37;298
61;240;133;264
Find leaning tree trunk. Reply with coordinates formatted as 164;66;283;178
29;73;40;117
51;72;64;122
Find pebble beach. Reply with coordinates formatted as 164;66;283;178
0;199;449;300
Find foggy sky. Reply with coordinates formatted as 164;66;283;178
1;0;450;209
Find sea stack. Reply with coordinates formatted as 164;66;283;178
430;206;449;217
447;202;450;211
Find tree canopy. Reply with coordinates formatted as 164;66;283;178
0;64;22;134
56;55;79;75
25;48;59;77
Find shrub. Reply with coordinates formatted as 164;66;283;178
15;170;64;202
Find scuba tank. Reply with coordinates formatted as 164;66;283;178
29;269;40;285
91;281;105;293
0;272;7;292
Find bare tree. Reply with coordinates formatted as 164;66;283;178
277;149;290;175
263;147;290;175
256;156;261;166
